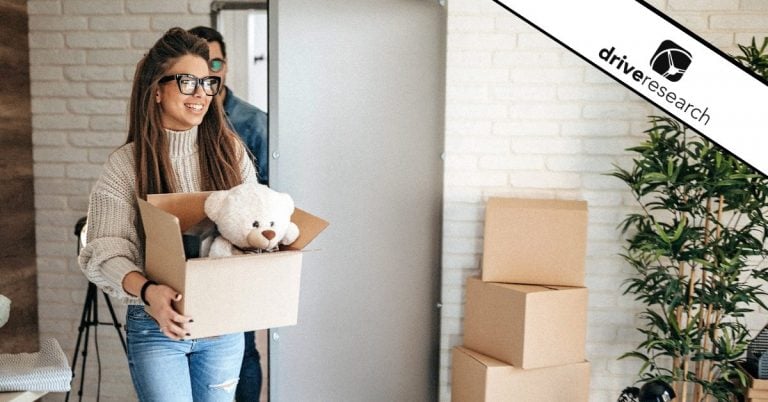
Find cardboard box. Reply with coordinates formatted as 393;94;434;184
749;372;768;392
463;277;587;369
736;361;768;401
137;192;328;339
451;346;590;402
747;387;768;400
482;197;587;287
745;366;768;400
748;392;768;400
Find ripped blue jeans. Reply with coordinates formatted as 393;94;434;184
126;305;244;402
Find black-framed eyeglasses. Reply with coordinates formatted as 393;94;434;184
159;74;222;96
209;58;226;73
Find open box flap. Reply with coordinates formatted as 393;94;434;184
137;198;187;293
282;208;329;250
147;191;329;250
148;192;211;232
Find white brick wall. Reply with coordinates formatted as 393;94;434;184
440;1;768;401
28;1;211;400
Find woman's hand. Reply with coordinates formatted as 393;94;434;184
143;283;193;340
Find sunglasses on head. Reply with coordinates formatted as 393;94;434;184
159;74;222;96
209;58;226;73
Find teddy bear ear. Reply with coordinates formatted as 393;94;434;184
204;190;228;221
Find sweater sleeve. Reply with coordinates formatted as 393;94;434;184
78;147;143;304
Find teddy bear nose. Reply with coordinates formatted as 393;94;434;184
262;230;276;240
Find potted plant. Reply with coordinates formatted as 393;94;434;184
611;38;768;401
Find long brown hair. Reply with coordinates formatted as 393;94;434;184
128;27;243;198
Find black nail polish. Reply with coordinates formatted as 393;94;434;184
186;333;191;336
189;319;194;323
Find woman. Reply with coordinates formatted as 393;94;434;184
79;27;257;401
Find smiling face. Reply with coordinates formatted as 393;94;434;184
156;54;212;131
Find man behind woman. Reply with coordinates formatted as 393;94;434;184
189;25;269;402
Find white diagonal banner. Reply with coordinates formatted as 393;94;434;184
494;0;768;175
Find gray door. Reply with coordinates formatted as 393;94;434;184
268;1;445;401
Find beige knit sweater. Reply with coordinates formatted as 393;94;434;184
79;127;257;304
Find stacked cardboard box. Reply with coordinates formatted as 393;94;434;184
452;198;590;402
742;365;768;402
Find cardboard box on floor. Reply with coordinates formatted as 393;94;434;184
482;197;587;287
744;364;768;401
451;346;590;402
463;277;587;369
137;192;328;339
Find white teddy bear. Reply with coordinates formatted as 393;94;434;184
204;182;300;257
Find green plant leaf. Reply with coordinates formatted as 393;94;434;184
610;37;768;399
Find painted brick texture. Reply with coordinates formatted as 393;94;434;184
28;1;211;400
441;1;768;401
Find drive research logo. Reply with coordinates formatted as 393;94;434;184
598;44;711;126
650;40;692;82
